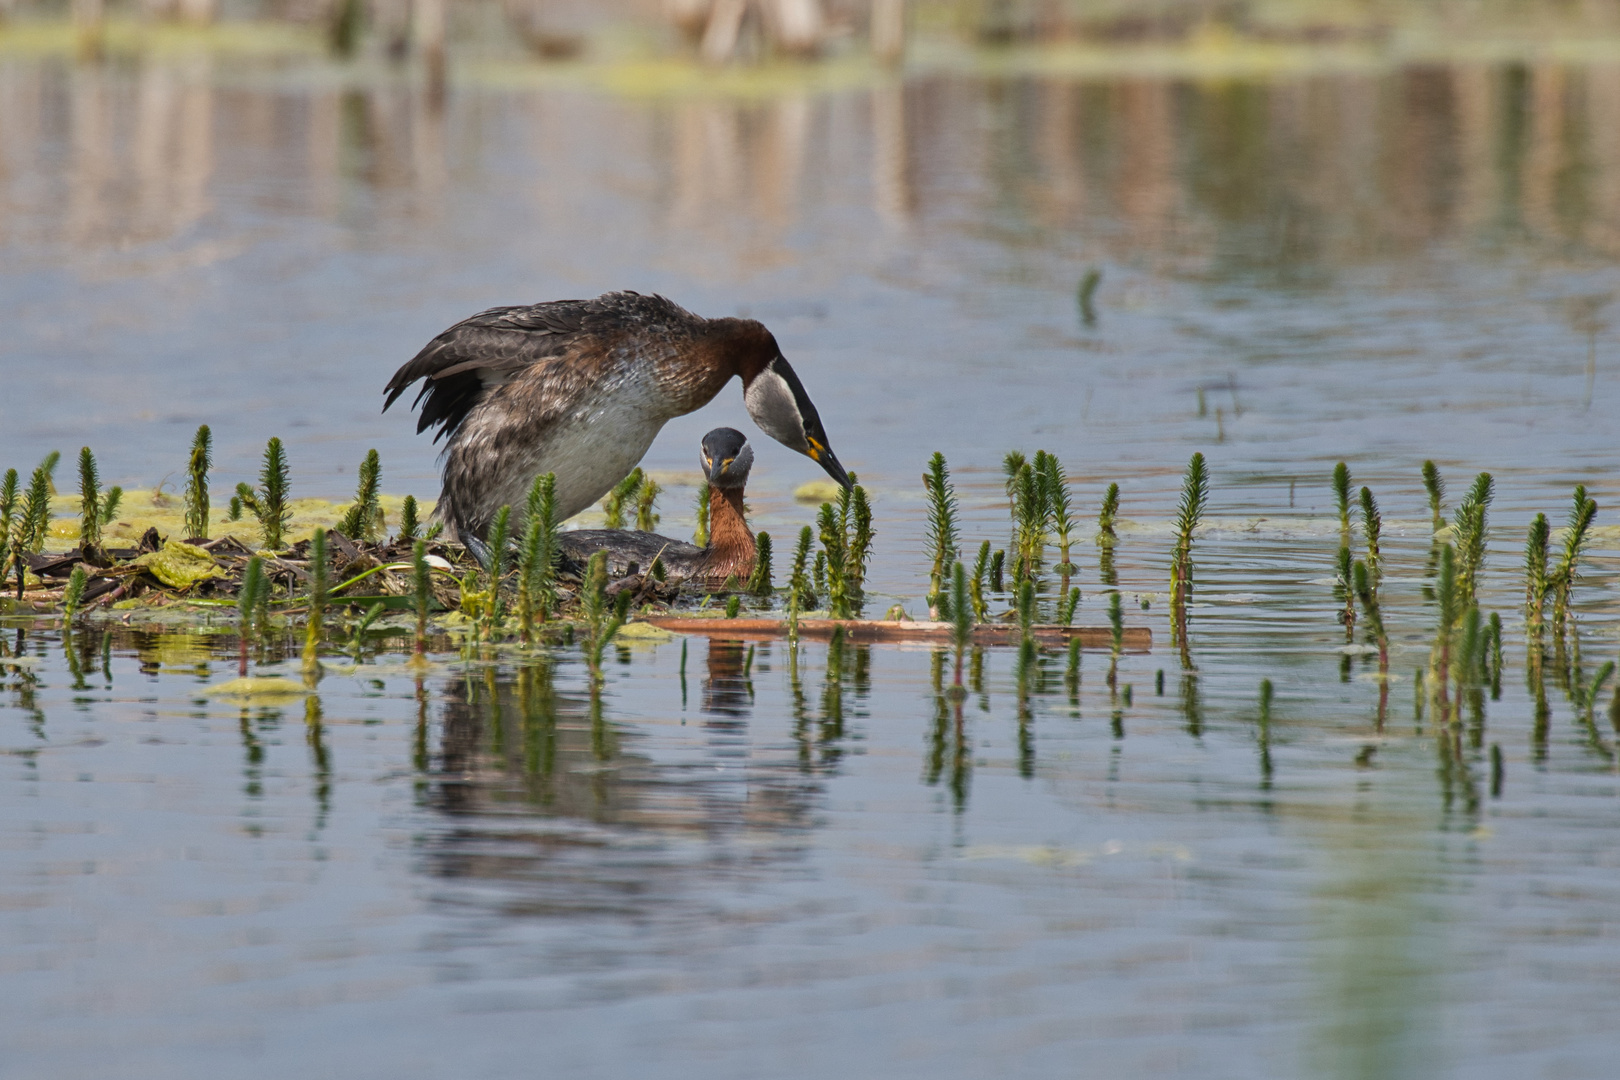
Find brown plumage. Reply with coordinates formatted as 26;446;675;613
384;291;850;542
557;427;757;588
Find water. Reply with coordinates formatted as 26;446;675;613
3;53;1620;1078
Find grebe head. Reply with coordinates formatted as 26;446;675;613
700;427;754;491
741;347;852;491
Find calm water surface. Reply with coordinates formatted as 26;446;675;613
2;54;1620;1078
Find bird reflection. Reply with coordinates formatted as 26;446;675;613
702;639;752;718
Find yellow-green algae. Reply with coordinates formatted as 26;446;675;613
133;541;226;589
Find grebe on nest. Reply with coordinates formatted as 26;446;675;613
383;291;850;544
557;427;757;588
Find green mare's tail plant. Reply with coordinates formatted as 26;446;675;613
1039;451;1078;599
1002;451;1026;518
1422;460;1446;533
817;477;873;619
1337;545;1356;635
1333;462;1353;540
969;540;991;622
235;437;292;551
1096;482;1119;587
787;525;816;614
950;560;972;690
1078;268;1102;326
398;495;421;543
1012;456;1053;585
1432;544;1460;725
517;473;559;643
1170;453;1208;614
1488;612;1504;700
1359;487;1382;587
184;424;212;540
237;555;264;677
14;457;53;599
923;452;960;619
1107;589;1124;689
77;446;119;553
1451;472;1494;609
1016;579;1037;680
482;505;512;641
989;549;1005;593
412;539;431;656
0;468;17;592
1353;561;1388;675
1525;513;1551;630
63;565;87;624
1550;485;1599;633
337;449;383;542
581;550;631;683
749;532;774;597
693;479;710;546
602;468;644;530
635;476;662;532
302;528;328;675
39;450;60;494
1058;586;1080;626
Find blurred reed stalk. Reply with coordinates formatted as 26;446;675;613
602;468;644;530
184;425;212;541
693;479;710;546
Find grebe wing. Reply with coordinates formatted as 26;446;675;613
383;293;702;443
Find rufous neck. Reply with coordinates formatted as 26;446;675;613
703;484;756;581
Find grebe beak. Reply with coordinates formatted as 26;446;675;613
805;437;852;490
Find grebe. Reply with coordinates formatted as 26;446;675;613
383;291;850;542
557;427;757;588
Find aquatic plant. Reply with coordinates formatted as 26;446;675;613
76;447;119;552
1169;453;1208;613
412;540;431;656
337;449;383;542
1011;456;1051;585
1488;611;1504;699
398;495;421;543
817;480;873;619
1359;487;1382;586
517;473;559;643
1039;451;1078;600
302;527;327;675
1422;460;1446;533
1058;586;1080;626
1002;450;1026;517
725;594;741;619
787;525;816;614
635;476;662;532
748;532;774;597
1333;462;1352;539
13;459;53;599
923;452;960;619
968;540;991;621
1451;472;1494;609
693;479;710;546
184;425;211;540
1258;679;1274;782
235;437;292;551
580;550;630;683
989;549;1005;593
1524;513;1550;628
1352;560;1387;676
1107;589;1124;687
63;565;87;624
1096;483;1119;587
1336;545;1356;634
0;469;16;592
602;468;644;530
1549;485;1598;632
39;450;60;494
483;505;512;640
950;560;971;689
1432;544;1459;723
237;555;265;677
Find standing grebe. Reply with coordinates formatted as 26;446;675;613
383;291;850;542
557;427;757;587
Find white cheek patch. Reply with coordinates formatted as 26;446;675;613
744;370;807;453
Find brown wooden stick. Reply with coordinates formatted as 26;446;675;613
639;617;1151;651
